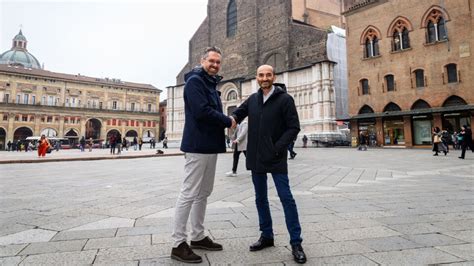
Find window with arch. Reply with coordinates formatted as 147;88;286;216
391;19;411;51
226;90;238;101
445;63;458;83
385;74;395;92
360;79;369;95
227;0;237;37
358;105;374;114
425;9;448;43
413;69;425;88
362;28;380;58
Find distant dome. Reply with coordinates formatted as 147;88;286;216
0;30;42;69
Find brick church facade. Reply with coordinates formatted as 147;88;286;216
167;0;350;144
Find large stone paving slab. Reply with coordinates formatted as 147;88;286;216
0;148;473;264
19;250;97;265
364;247;465;265
18;239;86;255
0;244;27;257
0;229;57;245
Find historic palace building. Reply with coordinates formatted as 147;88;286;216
0;30;161;149
344;0;474;147
166;0;353;144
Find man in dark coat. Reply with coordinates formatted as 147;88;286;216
459;125;474;159
171;46;235;263
232;64;306;264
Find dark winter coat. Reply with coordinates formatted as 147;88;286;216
233;84;300;173
180;66;232;153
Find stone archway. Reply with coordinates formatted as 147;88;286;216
13;127;33;141
65;129;79;147
0;127;6;150
107;129;122;140
85;118;102;140
125;130;138;142
40;128;57;138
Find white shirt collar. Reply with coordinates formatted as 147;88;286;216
263;85;275;103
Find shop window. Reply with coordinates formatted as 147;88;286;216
383;119;405;145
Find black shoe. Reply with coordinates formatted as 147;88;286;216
249;236;274;251
292;244;307;264
458;156;465;159
190;236;223;251
293;153;297;159
171;242;202;263
433;153;438;156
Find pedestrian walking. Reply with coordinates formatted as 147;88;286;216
358;131;368;151
226;119;248;177
302;135;308;148
138;137;143;151
171;46;235;263
163;137;168;149
116;135;122;155
458;125;474;159
88;137;93;152
133;137;138;151
123;137;128;151
37;135;50;157
432;127;447;156
109;135;116;155
80;136;86;152
232;64;307;264
7;140;11;151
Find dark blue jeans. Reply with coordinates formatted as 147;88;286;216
251;171;302;245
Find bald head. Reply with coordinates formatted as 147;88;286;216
257;64;275;75
256;64;276;91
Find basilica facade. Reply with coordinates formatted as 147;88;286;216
0;31;161;149
166;0;350;144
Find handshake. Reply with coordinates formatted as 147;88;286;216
229;116;237;129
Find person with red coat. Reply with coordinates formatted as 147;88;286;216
37;135;50;157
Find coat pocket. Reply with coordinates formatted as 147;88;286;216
260;137;278;162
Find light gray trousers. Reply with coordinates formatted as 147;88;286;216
172;153;217;247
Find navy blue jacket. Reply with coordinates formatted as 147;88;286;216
232;84;300;173
180;67;232;153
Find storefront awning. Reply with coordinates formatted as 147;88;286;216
349;104;474;120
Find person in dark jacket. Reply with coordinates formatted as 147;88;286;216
459;125;474;159
232;64;306;264
171;46;235;263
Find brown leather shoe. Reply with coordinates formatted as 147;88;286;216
190;236;223;251
171;242;202;263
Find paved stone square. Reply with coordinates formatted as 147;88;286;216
0;148;473;265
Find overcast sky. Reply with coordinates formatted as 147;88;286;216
0;0;208;99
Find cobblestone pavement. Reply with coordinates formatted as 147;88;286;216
0;148;473;265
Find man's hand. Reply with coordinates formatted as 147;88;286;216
230;116;237;129
232;140;239;144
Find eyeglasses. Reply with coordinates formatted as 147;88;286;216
206;59;221;65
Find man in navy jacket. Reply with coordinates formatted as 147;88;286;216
171;46;236;263
232;65;307;264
